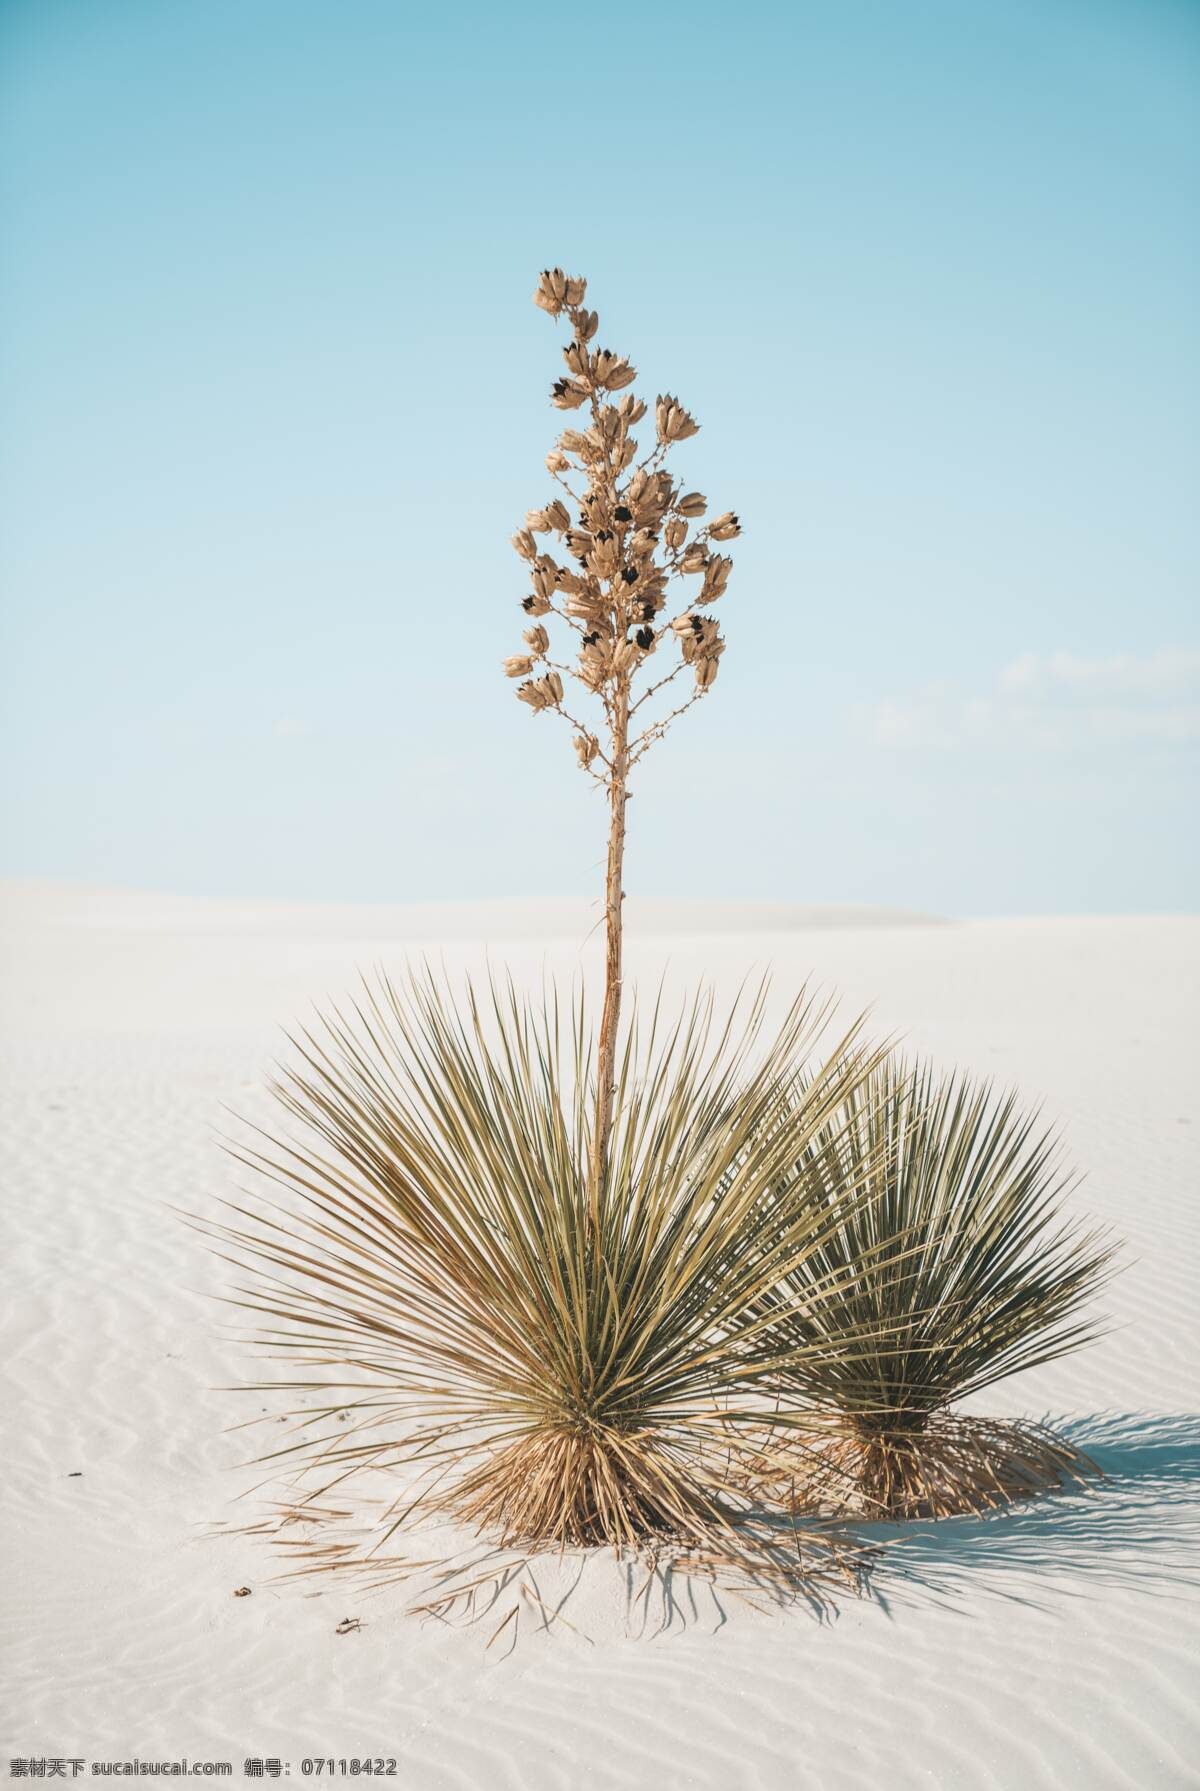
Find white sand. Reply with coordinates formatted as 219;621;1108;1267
2;883;1198;1789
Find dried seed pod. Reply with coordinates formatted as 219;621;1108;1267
695;654;720;689
516;678;550;710
676;492;707;518
673;613;720;662
533;270;564;315
618;394;647;424
702;554;732;601
503;655;534;679
545;449;571;474
540;671;564;704
522;624;550;655
531;556;561;599
573;732;600;767
575;308;599;343
593;349;636;391
511;529;537;561
635;625;656;651
590;533;620;578
680;543;710;574
532;268;582;315
655;394;700;443
664;518;688;550
631;473;674;527
551;378;589;411
564;592;609;624
522;593;552;617
526;508;551;533
708;511;741;541
544;499;571;533
578;641;610;689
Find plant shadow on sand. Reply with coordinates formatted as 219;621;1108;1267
394;1518;864;1653
429;1548;751;1649
217;1413;1199;1649
604;1412;1200;1636
857;1412;1200;1618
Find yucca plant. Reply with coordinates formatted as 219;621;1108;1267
202;972;887;1588
201;268;900;1604
757;1058;1119;1519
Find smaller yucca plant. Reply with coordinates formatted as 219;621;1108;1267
760;1058;1119;1519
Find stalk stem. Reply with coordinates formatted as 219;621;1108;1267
592;674;629;1201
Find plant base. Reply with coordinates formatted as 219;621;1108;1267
446;1426;727;1549
782;1414;1099;1521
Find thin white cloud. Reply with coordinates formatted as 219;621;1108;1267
864;648;1200;751
999;648;1200;698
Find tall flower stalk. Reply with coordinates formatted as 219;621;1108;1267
508;268;739;1191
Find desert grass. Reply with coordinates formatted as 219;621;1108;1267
754;1058;1119;1518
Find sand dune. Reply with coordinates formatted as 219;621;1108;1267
2;885;1197;1788
0;880;943;939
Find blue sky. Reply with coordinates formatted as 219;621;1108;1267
1;0;1196;916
